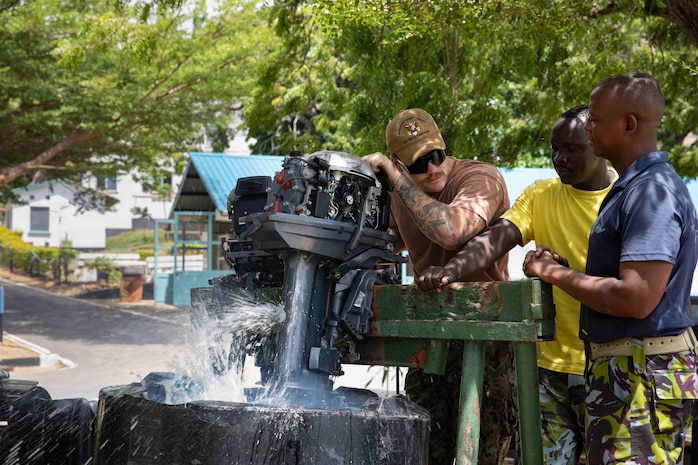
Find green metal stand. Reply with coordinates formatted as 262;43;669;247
457;341;485;464
514;341;544;464
352;278;555;465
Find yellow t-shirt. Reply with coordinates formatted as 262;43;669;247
502;176;614;375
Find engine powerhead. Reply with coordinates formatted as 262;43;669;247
230;150;390;230
223;150;395;276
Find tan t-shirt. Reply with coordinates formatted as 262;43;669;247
391;158;510;281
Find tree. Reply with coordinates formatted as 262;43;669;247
242;4;357;156
590;0;698;48
245;0;697;175
0;0;278;194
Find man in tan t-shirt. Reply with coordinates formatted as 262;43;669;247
363;108;515;465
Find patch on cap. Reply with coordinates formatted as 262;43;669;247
385;108;446;167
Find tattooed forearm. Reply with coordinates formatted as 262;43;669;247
394;175;483;249
394;175;425;208
415;202;450;236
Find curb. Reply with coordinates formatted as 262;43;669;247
2;333;75;370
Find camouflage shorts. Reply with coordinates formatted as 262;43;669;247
585;344;698;465
405;340;518;465
538;367;586;465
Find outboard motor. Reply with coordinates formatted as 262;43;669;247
96;151;430;465
212;150;405;405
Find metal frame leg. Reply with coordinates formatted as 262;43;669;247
456;341;485;465
514;342;543;464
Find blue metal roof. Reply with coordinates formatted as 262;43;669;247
172;152;284;214
502;167;698;207
192;152;282;212
11;179;60;194
498;166;698;299
687;177;698;204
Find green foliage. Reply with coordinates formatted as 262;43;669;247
84;256;122;285
0;0;279;196
105;228;167;251
243;3;357;155
71;187;119;214
59;237;80;260
0;226;25;249
1;0;696;194
671;144;698;179
244;0;698;176
0;226;76;279
136;248;155;260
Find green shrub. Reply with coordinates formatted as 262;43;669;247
135;248;154;260
0;226;78;280
84;256;122;285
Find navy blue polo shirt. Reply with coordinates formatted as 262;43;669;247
580;151;698;343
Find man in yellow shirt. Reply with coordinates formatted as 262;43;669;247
417;104;616;464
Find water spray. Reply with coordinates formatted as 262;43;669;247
94;150;430;464
206;150;406;408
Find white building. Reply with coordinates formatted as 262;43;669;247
5;171;182;251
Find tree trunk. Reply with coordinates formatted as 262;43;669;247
0;131;102;188
591;0;698;47
663;0;698;47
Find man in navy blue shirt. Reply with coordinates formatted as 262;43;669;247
523;72;698;464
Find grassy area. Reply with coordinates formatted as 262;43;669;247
105;229;168;252
105;229;208;258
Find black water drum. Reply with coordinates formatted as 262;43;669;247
94;381;429;465
0;378;95;465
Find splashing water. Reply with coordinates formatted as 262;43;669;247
94;278;432;463
170;287;286;403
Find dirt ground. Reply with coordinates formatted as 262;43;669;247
0;338;39;369
0;267;112;297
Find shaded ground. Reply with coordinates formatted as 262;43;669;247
0;268;104;371
1;266;695;464
0;267;185;373
0;267;113;297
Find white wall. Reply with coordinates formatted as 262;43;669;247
84;170;182;231
11;182;107;249
9;170;182;250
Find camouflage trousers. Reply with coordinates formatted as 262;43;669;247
539;368;586;465
585;345;698;465
405;340;518;465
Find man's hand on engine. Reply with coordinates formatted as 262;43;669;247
363;152;403;186
416;266;457;293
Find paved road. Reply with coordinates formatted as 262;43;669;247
1;278;403;401
1;278;191;400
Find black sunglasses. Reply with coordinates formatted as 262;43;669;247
405;150;446;174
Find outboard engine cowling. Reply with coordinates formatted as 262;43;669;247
216;150;405;404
